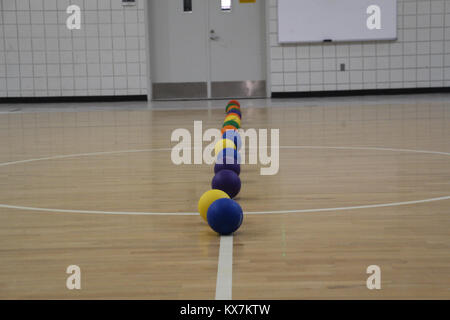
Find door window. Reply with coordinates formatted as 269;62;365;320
221;0;231;11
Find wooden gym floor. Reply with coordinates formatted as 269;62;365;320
0;97;449;299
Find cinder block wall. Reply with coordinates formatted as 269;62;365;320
268;0;450;93
0;0;147;97
3;0;449;98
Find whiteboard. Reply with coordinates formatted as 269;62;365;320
278;0;397;43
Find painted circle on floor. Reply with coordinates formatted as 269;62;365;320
0;146;449;215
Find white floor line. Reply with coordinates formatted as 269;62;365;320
244;196;450;215
2;196;449;216
280;145;450;156
0;203;197;215
215;235;233;300
0;148;172;167
0;146;449;217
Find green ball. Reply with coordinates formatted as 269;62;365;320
226;103;240;113
223;120;240;129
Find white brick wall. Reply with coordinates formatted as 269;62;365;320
268;0;450;93
0;0;147;97
2;0;450;98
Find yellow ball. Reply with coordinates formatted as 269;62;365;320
214;138;236;156
225;115;241;126
198;189;230;221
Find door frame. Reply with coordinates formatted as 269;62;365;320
144;0;270;100
264;0;272;98
205;0;212;99
143;0;153;100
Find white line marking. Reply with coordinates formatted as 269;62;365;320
215;235;233;300
0;204;197;215
1;196;449;216
280;145;450;156
244;196;450;214
0;146;449;216
0;146;447;168
0;148;172;167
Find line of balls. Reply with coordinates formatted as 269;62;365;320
197;100;244;235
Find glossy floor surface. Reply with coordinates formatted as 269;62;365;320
0;94;449;299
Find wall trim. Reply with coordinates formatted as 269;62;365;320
0;95;148;104
271;87;450;98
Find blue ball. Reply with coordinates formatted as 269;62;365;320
222;130;242;150
211;169;241;198
216;148;241;165
207;198;243;235
214;162;240;176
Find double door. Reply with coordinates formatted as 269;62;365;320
149;0;266;100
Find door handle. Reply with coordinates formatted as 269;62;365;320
209;30;219;41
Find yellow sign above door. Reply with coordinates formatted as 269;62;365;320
240;0;256;3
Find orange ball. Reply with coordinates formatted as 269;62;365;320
221;125;238;135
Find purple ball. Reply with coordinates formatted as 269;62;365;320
214;162;240;176
211;169;241;199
